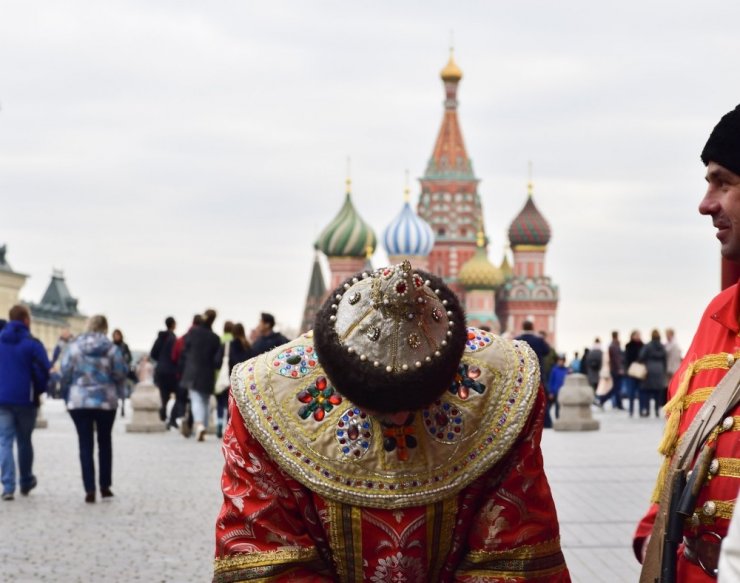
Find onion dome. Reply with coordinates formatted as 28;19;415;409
316;181;377;258
440;49;463;82
508;182;551;247
383;187;435;257
458;231;504;290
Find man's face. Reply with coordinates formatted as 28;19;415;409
257;319;269;336
699;161;740;261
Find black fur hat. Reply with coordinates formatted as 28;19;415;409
314;262;467;414
701;104;740;176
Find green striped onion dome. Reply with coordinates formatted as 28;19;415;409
316;193;377;258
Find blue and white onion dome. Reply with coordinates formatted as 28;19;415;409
383;198;435;257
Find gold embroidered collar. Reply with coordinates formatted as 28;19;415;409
231;327;539;509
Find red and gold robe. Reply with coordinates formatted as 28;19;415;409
214;328;569;582
635;283;740;581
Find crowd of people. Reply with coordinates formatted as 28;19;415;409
0;305;288;504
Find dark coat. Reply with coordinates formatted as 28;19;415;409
624;339;644;367
181;324;221;394
0;321;50;407
639;340;667;391
228;340;253;374
584;348;602;387
150;330;178;376
251;331;289;357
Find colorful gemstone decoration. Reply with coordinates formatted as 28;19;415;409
464;327;494;352
423;399;464;443
272;345;319;378
336;408;372;459
431;307;442;322
413;274;424;288
382;415;417;462
382;267;394;278
395;281;408;296
407;332;421;349
296;376;342;422
449;363;486;400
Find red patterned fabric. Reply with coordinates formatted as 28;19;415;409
214;389;569;582
635;282;740;582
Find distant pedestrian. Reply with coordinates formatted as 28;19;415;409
515;321;551;377
150;316;178;428
664;328;682;387
214;323;253;438
181;309;221;441
136;355;154;383
48;327;73;399
599;331;625;409
623;330;645;417
250;313;289;357
547;354;568;420
0;305;50;501
638;329;667;417
112;329;133;417
172;314;203;436
584;339;603;392
569;351;582;374
61;315;128;503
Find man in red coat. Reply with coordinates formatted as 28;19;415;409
213;261;569;582
635;103;740;580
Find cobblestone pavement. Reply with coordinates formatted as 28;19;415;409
0;399;663;582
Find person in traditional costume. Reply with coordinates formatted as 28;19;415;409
635;104;740;581
212;261;569;582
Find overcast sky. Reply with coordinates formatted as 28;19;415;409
1;1;739;356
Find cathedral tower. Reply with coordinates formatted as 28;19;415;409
417;50;484;293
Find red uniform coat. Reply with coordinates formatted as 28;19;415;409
635;283;740;581
214;329;569;582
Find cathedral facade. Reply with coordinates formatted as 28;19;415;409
303;53;559;344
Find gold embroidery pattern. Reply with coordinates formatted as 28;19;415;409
465;537;563;562
213;548;322;582
457;538;566;580
230;331;540;509
426;496;458;581
696;500;736;524
718;458;740;479
324;501;363;583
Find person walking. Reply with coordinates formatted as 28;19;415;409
150;316;178;428
61;315;129;503
608;331;625;409
548;354;569;420
214;323;252;438
638;330;667;417
635;104;740;581
250;313;289;357
0;305;50;501
181;309;220;441
664;327;682;388
623;330;645;417
584;338;603;393
112;329;134;417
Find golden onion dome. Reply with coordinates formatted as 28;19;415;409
458;232;504;290
440;50;463;82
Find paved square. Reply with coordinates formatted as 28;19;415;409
0;400;663;582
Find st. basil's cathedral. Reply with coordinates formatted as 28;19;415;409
301;52;559;344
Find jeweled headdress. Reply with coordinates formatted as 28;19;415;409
313;261;467;413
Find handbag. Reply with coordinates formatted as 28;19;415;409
215;342;231;395
627;361;648;380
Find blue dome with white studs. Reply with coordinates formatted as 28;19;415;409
383;202;435;257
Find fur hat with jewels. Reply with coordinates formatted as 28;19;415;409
313;261;467;414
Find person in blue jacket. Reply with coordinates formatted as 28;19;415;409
0;305;50;500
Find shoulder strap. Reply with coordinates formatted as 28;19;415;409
640;360;740;582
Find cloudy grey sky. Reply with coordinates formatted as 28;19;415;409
1;1;738;356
